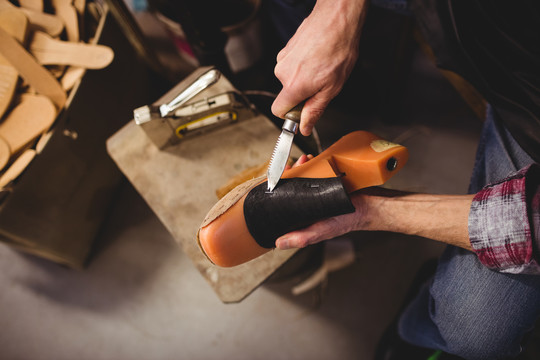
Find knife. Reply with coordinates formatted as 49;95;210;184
266;102;304;192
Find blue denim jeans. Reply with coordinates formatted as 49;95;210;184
398;107;540;359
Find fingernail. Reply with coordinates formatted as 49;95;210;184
276;238;290;250
301;124;312;136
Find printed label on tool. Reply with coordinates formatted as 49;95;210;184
370;140;400;152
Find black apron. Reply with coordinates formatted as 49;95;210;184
411;0;540;162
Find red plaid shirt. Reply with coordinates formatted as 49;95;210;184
469;164;540;274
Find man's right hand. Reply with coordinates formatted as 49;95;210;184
271;0;368;136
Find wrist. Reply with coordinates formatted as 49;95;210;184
348;191;380;232
314;0;367;19
351;189;474;251
311;0;368;39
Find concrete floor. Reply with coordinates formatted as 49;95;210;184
0;9;484;360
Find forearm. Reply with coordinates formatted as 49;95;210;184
276;164;540;275
276;188;475;251
311;0;368;39
357;190;474;250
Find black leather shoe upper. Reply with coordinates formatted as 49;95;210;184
244;177;355;248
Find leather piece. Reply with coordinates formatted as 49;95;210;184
244;177;355;248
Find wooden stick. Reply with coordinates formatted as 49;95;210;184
0;93;57;155
0;4;27;119
0;26;66;110
29;31;114;69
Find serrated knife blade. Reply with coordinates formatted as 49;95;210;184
266;103;304;192
267;130;294;191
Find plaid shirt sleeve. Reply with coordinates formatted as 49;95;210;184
469;164;540;274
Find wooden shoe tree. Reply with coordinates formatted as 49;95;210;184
30;31;114;69
0;148;35;188
18;0;43;12
0;26;66;110
0;93;56;159
50;0;79;42
0;136;10;170
21;8;64;37
0;1;112;193
73;0;86;16
198;131;409;267
0;2;28;119
60;66;86;90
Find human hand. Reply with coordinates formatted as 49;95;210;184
277;151;368;250
275;192;367;250
271;0;367;136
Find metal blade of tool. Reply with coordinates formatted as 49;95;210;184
266;102;304;192
267;130;294;191
133;68;220;125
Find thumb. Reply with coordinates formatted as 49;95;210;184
271;86;308;120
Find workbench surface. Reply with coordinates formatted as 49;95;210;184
107;114;302;302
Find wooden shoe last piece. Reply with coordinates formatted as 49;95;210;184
29;31;114;69
0;26;66;110
198;131;409;267
0;2;28;119
0;136;10;170
0;148;35;188
50;0;79;42
0;93;56;157
20;8;64;37
18;0;44;12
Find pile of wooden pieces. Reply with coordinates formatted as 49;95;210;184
0;0;113;192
